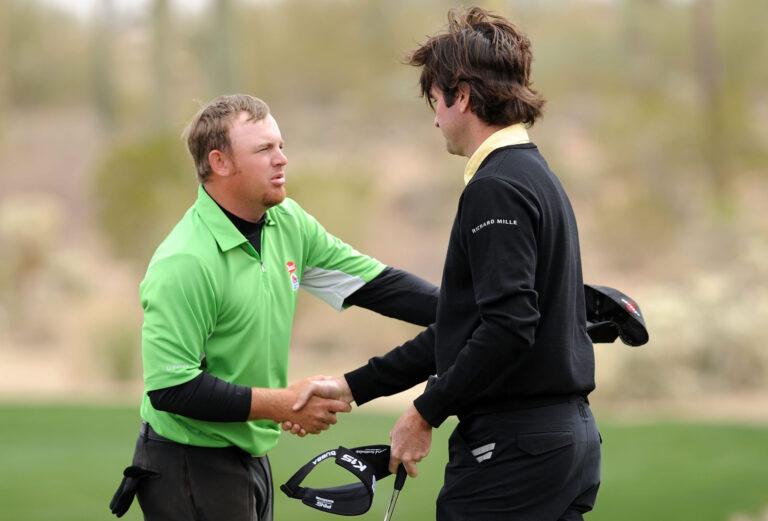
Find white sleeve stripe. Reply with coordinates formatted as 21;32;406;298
300;267;367;311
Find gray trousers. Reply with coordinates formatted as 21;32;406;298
132;423;273;521
437;398;601;521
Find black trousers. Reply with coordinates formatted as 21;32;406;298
436;398;601;521
131;423;273;521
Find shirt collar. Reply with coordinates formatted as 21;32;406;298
463;124;530;185
194;185;250;252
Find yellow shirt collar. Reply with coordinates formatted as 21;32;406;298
463;124;530;185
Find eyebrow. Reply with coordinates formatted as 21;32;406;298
253;139;284;149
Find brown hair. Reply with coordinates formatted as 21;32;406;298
407;7;545;127
183;94;270;182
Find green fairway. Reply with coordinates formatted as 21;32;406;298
0;404;766;520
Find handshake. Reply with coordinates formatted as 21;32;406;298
276;376;353;437
274;375;433;478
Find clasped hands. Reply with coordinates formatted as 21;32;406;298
274;376;353;437
281;375;433;478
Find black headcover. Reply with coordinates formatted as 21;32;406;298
584;284;648;346
280;445;392;516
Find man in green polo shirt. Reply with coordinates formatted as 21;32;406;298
110;94;438;521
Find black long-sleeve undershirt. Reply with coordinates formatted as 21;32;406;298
343;267;438;326
148;372;251;421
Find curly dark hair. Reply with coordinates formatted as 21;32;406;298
407;6;545;127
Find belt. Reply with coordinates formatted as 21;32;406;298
139;421;266;458
140;421;174;443
458;393;589;422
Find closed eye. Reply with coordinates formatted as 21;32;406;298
255;143;283;153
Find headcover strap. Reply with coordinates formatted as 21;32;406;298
281;445;391;516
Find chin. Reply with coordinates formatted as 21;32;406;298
263;190;287;209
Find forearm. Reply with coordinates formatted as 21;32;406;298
148;373;348;432
148;373;251;422
344;267;439;326
415;310;538;427
247;387;290;422
345;324;437;406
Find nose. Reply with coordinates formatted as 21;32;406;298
274;148;288;166
433;115;440;128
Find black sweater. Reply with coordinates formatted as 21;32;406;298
345;143;595;427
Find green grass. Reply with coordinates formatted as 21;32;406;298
0;404;766;520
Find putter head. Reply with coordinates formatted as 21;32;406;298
585;284;648;346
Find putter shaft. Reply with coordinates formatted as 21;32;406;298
383;489;401;521
383;465;407;521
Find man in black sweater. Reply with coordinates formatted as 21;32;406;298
291;7;601;520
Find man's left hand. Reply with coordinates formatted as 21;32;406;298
389;405;432;477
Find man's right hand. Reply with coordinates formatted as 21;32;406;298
293;376;353;410
280;376;354;436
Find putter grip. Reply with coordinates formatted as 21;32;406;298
394;464;407;491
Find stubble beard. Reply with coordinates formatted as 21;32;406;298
231;161;287;212
262;187;286;210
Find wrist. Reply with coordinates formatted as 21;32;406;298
248;387;290;422
337;376;354;404
409;404;432;430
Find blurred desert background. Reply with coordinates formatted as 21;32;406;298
0;0;767;424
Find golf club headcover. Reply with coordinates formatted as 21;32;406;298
281;445;392;516
584;284;649;346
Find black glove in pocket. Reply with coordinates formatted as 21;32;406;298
109;465;158;517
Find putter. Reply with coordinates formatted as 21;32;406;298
382;375;435;521
383;464;407;521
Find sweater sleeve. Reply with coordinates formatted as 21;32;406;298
344;324;436;406
414;177;541;427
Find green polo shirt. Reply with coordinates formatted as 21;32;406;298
139;185;385;456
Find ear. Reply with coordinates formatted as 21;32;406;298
208;149;233;177
456;82;471;113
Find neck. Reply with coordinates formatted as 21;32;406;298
464;120;506;158
203;183;266;223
